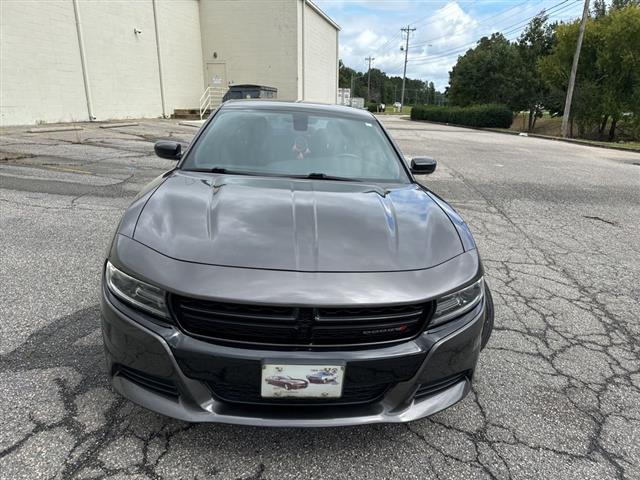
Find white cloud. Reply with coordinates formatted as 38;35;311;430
323;0;585;91
332;1;480;90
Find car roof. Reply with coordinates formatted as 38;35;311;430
219;100;374;121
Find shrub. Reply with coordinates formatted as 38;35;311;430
410;104;513;128
366;102;378;113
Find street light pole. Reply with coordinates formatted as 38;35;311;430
560;0;590;138
400;25;416;110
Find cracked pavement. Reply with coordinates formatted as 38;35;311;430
1;116;639;479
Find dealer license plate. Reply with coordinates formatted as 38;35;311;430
261;363;345;398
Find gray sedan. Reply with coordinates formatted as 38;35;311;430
101;100;494;426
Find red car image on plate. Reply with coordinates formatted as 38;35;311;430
265;375;308;390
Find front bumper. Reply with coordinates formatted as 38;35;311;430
101;286;485;427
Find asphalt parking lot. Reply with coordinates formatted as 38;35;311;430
1;115;639;480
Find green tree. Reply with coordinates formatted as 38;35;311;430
447;33;523;111
338;60;357;89
592;0;607;18
539;4;640;139
517;13;556;131
611;0;638;10
595;4;640;139
337;60;445;107
427;82;436;104
539;20;605;137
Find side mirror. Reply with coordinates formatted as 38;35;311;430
410;156;437;174
154;141;182;160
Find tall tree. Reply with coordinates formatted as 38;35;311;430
539;19;604;137
427;82;436;104
447;33;524;110
337;60;444;105
539;4;640;140
611;0;638;9
592;0;607;18
595;3;640;139
517;13;556;131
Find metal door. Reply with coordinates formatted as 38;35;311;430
206;63;227;106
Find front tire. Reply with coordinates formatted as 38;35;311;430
481;283;494;350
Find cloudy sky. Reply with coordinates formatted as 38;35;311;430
314;0;586;90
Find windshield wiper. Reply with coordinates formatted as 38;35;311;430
186;167;257;176
303;173;361;182
184;168;360;182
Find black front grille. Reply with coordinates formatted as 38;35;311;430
171;295;434;347
115;365;179;398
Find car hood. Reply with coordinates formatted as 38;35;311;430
132;171;463;272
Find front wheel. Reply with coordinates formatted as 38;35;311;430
481;283;494;350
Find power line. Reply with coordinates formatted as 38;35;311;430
409;0;536;50
409;0;576;61
371;30;402;56
372;0;534;59
408;0;580;66
408;1;458;27
371;0;468;57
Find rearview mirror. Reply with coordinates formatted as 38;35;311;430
410;156;437;174
154;141;182;160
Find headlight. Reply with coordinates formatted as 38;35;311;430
430;278;484;327
105;261;169;318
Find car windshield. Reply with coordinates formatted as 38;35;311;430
182;109;410;183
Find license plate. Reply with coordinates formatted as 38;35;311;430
261;363;345;398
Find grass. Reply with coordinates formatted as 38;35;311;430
511;112;562;136
375;106;412;115
510;112;640;151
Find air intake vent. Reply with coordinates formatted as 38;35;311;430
115;365;179;398
414;372;469;399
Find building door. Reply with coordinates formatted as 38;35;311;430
206;63;227;106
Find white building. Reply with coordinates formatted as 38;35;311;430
0;0;339;126
337;88;351;106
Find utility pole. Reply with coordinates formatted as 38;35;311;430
350;73;355;105
365;56;375;100
560;0;590;138
400;25;416;110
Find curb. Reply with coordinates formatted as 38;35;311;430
406;118;640;153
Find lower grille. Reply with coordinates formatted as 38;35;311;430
115;365;179;398
171;295;434;347
414;372;469;399
210;380;390;405
174;351;426;407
